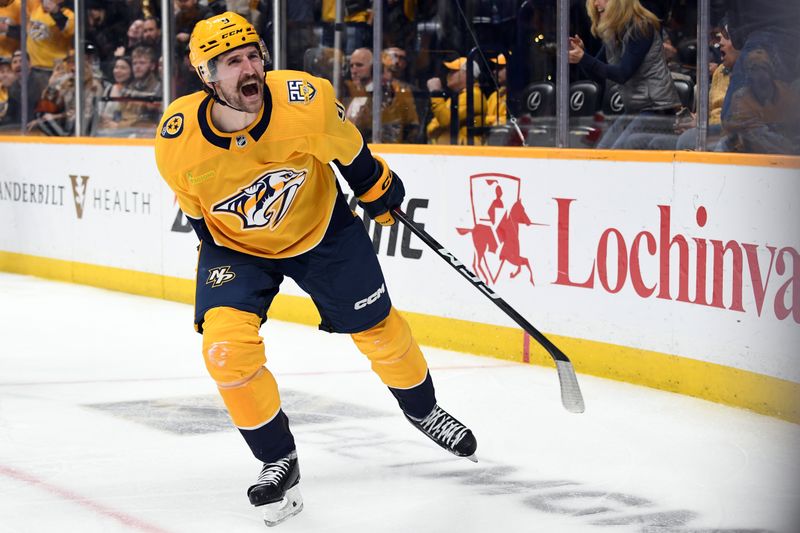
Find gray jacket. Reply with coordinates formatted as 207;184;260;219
606;27;680;113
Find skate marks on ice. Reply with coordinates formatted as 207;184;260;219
87;389;386;435
88;389;771;533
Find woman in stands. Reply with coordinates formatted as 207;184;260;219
97;56;133;132
568;0;680;149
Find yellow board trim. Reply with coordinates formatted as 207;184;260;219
2;250;798;424
2;135;798;168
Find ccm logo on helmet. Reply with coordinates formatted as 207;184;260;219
221;28;243;38
354;284;385;310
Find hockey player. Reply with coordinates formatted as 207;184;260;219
153;12;477;527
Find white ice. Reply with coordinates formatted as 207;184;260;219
0;272;798;533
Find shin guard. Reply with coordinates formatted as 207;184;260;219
351;307;435;417
202;307;282;430
351;307;428;389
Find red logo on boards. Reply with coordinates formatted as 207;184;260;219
456;173;547;286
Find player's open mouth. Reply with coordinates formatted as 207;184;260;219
241;82;259;97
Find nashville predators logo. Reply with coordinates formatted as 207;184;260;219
206;266;236;287
161;113;184;138
212;168;307;230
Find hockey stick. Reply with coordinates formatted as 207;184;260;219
393;208;585;414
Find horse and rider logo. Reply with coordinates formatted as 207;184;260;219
456;173;546;286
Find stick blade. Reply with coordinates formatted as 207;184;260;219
556;360;585;414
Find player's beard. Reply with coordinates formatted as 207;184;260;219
218;73;264;114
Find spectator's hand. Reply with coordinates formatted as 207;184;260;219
114;46;125;58
708;62;719;77
568;47;584;64
427;77;443;92
568;36;584;64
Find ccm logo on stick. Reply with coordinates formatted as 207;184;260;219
354;284;386;310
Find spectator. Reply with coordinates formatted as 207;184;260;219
346;47;372;96
344;48;373;135
721;0;798;94
26;0;75;119
341;47;421;143
141;16;161;52
569;0;680;149
382;46;416;87
425;56;486;145
124;45;162;128
485;53;507;126
0;0;21;62
116;18;145;58
0;54;20;126
27;47;104;136
720;48;800;154
380;47;420;142
10;48;21;75
97;55;133;131
628;23;740;150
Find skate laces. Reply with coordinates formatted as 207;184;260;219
255;451;296;486
418;406;467;447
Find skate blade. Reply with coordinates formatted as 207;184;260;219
262;485;303;527
464;453;478;463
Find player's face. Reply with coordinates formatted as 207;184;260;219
212;45;265;114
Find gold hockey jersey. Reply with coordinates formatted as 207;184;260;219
155;71;363;259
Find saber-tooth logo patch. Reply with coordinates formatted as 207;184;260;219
69;174;90;218
212;168;307;230
206;266;236;287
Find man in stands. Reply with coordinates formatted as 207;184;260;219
425;56;486;144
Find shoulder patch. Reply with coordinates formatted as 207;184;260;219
161;113;184;139
287;80;317;104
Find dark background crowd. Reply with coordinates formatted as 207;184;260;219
0;0;797;154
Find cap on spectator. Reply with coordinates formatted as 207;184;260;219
490;54;507;66
0;56;11;66
443;57;480;77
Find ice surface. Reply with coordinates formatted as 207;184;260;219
0;272;798;533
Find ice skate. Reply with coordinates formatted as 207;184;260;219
405;405;478;462
247;451;303;527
